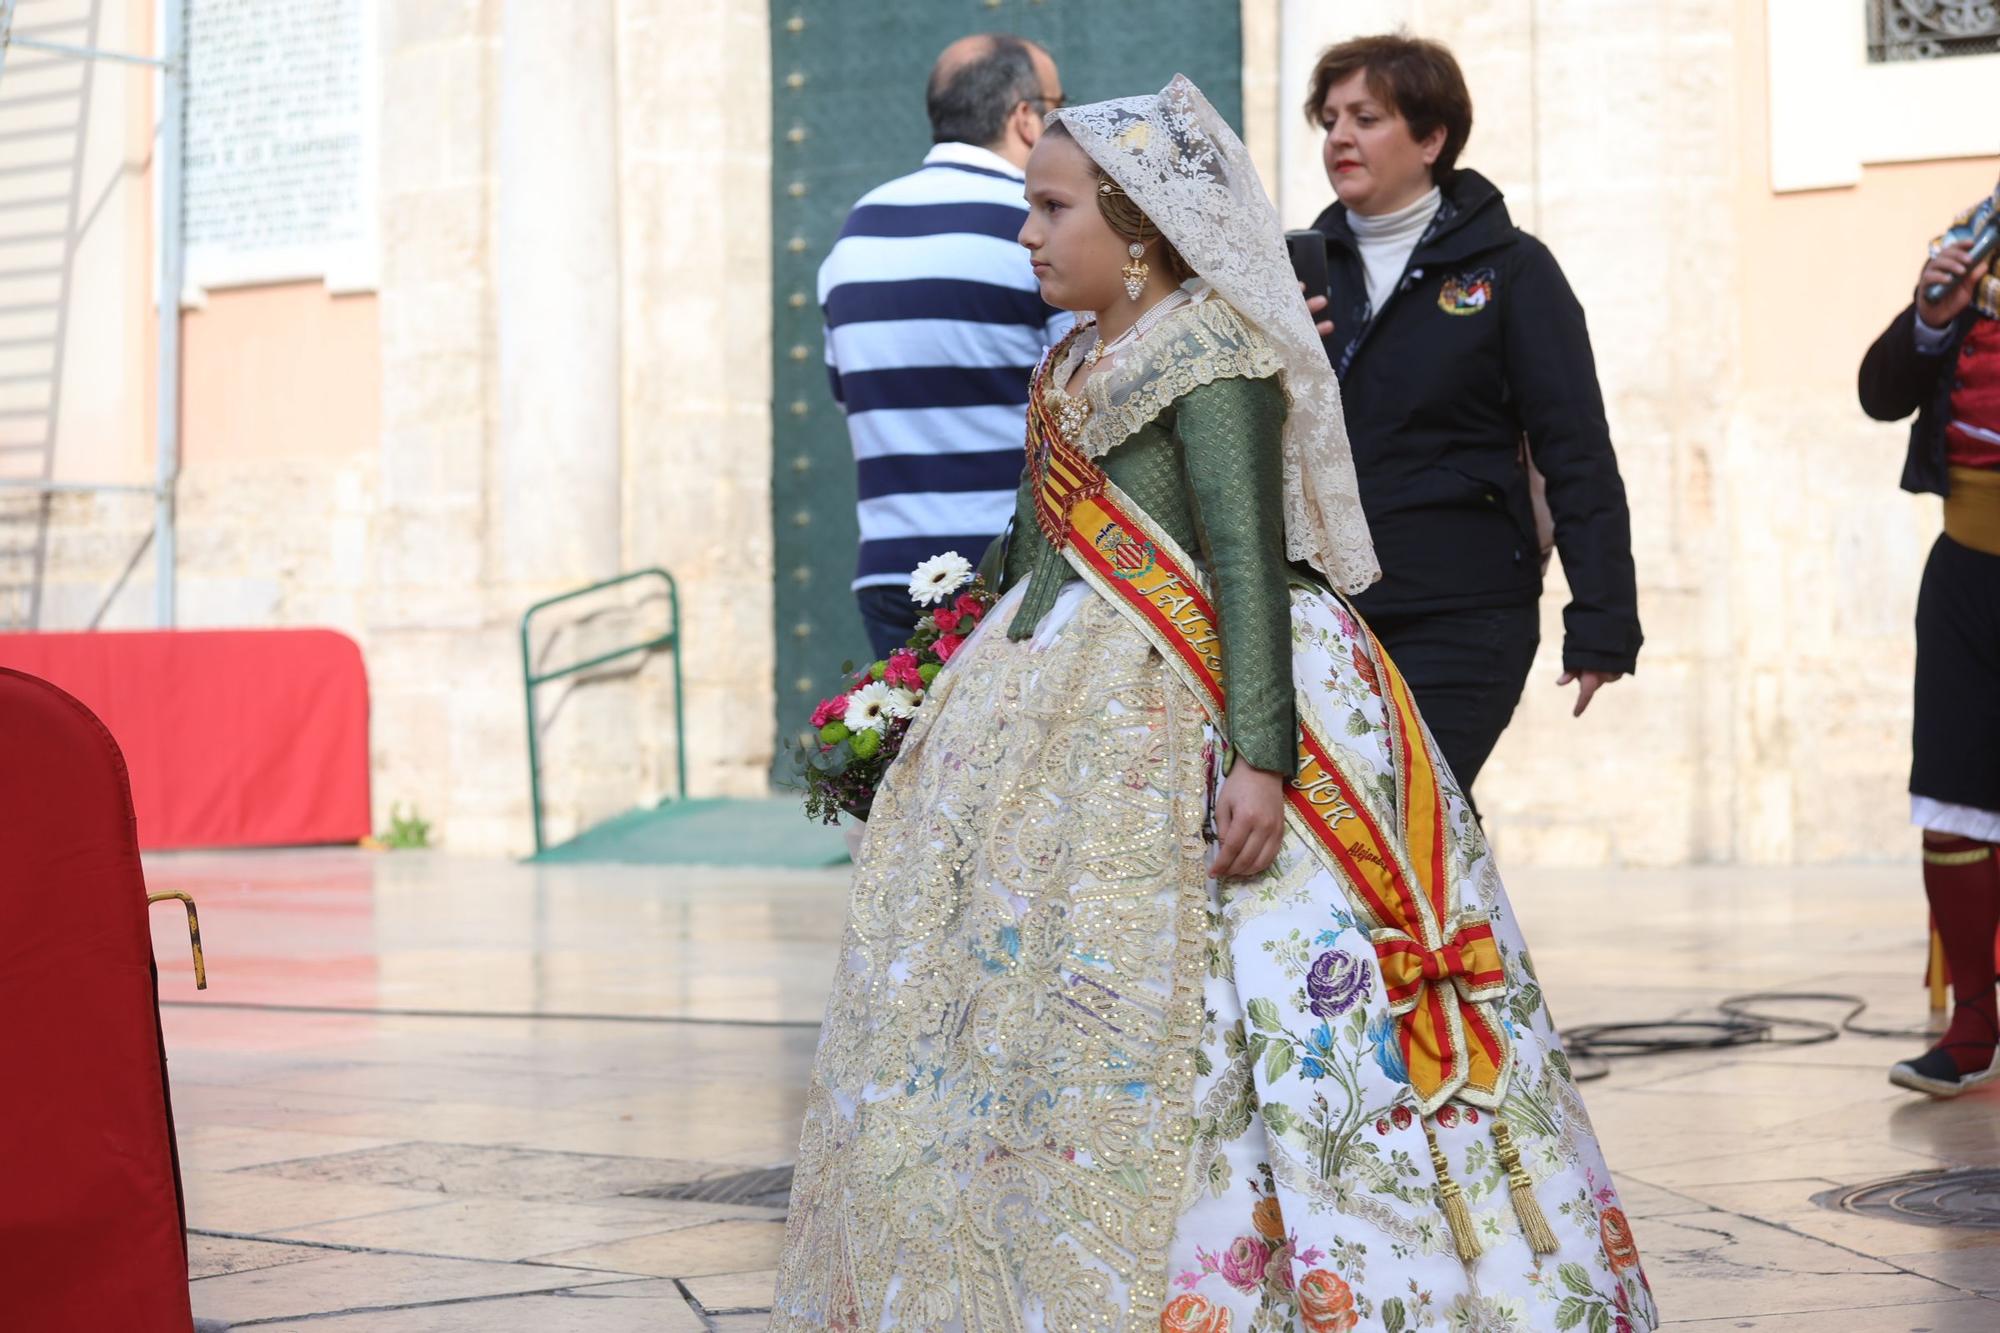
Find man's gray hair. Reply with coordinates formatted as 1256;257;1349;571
926;35;1042;148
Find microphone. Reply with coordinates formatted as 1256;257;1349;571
1924;212;2000;305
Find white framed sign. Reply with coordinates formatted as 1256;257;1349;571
177;0;379;297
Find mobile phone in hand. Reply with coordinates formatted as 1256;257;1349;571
1286;228;1331;309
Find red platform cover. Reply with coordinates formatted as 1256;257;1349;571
0;629;370;849
0;668;194;1330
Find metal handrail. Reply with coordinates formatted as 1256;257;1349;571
518;567;686;855
146;890;206;990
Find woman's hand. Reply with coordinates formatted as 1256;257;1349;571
1557;669;1623;717
1212;762;1287;878
1298;279;1334;337
1918;239;1987;329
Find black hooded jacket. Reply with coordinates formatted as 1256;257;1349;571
1310;169;1642;676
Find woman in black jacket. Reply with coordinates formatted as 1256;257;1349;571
1299;34;1642;812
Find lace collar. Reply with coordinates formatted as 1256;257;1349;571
1041;288;1284;459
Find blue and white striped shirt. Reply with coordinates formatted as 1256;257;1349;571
819;142;1073;590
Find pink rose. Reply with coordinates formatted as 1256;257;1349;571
932;608;962;634
954;592;985;619
1218;1234;1271;1293
809;696;844;728
934;632;965;662
883;649;924;692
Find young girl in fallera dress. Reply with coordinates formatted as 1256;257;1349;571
773;77;1659;1333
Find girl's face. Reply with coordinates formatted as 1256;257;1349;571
1319;70;1445;216
1019;131;1131;313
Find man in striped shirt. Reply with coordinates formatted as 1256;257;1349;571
820;33;1073;658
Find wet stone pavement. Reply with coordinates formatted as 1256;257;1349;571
148;849;2000;1330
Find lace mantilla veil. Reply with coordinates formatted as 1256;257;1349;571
1054;76;1381;594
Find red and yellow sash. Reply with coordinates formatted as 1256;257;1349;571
1027;364;1512;1114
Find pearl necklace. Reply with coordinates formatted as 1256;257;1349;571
1082;288;1193;368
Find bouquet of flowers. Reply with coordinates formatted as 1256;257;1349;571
793;551;997;824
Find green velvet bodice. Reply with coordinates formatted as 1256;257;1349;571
992;372;1298;775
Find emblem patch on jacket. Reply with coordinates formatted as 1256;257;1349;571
1438;267;1496;316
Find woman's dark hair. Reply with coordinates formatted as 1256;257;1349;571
1303;33;1473;178
1042;121;1194;283
926;35;1043;147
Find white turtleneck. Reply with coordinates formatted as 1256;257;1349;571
1348;186;1442;314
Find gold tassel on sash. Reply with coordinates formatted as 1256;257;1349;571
1423;1118;1481;1262
1492;1117;1560;1255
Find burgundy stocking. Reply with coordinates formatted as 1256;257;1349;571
1924;833;2000;1075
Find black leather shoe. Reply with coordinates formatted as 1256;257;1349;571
1890;1042;2000;1097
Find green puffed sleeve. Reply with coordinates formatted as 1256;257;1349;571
1175;373;1296;775
995;472;1036;594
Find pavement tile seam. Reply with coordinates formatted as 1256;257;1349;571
1656;1295;2000;1327
1645;1199;1998;1296
214;1142;424;1177
209;1279;705;1330
190;1226;683;1277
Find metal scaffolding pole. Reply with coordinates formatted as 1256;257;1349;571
0;0;184;628
155;1;184;627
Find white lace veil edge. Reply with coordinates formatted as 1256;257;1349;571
1053;75;1381;594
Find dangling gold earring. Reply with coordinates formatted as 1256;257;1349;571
1121;241;1149;301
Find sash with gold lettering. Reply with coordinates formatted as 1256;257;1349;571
1026;357;1511;1117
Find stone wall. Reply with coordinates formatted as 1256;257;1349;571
1264;0;1996;866
365;0;776;854
27;0;773;858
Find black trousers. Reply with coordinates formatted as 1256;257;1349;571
856;584;922;663
1368;602;1541;816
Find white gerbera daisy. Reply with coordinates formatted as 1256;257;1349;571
842;681;894;733
908;551;973;606
881;687;920;720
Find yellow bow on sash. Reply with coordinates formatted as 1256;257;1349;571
1291;719;1511;1114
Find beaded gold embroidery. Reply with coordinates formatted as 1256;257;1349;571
1030;324;1103;548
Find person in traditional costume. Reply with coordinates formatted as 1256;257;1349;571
773;75;1660;1332
1861;182;2000;1099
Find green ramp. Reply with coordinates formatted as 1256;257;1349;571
530;796;849;868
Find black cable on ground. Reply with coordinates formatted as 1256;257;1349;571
1560;991;1937;1082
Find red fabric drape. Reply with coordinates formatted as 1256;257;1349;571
0;669;194;1330
0;629;370;849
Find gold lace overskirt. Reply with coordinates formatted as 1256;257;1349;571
772;586;1213;1332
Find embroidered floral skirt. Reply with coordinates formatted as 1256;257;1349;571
772;581;1659;1333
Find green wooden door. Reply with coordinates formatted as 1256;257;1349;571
769;0;1243;773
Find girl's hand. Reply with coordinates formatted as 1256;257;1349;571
1212;762;1287;878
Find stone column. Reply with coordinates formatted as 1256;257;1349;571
494;0;623;587
1276;0;1408;227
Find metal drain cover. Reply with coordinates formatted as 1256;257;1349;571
628;1165;794;1209
1816;1168;2000;1229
